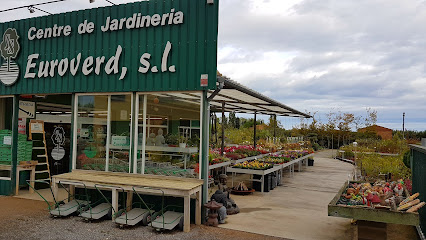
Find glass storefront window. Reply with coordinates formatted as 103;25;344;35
109;95;132;172
136;93;201;178
76;95;108;171
76;94;132;173
74;92;201;178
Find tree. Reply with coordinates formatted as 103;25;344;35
228;111;237;129
364;108;377;127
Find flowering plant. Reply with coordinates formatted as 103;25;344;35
233;160;272;170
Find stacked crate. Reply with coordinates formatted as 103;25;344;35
17;134;33;163
0;130;12;165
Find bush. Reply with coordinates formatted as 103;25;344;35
344;150;355;159
312;143;320;151
403;150;411;169
358;153;411;180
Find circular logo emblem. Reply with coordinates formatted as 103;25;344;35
51;127;66;161
0;28;20;86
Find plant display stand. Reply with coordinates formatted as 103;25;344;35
227;165;282;193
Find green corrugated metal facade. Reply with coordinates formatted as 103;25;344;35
0;0;218;95
410;145;426;236
0;180;12;195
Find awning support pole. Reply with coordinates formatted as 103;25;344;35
214;114;218;145
201;91;210;222
254;111;257;149
221;101;225;156
273;114;277;144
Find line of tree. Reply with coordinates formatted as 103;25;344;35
212;108;425;150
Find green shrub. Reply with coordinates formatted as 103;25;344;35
312;143;320;151
402;150;411;169
358;153;411;180
344;150;354;159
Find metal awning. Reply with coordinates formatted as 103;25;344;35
208;77;311;118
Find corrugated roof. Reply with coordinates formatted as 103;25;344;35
208;77;311;118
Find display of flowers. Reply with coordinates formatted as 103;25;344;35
209;156;230;165
233;160;272;170
211;145;271;160
262;156;291;164
270;150;311;160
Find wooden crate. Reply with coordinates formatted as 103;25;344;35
328;181;420;226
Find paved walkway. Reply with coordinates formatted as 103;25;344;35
219;150;355;240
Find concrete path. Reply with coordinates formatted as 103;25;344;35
219;149;355;240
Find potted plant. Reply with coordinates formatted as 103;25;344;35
165;133;179;147
179;134;187;148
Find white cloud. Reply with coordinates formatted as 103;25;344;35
217;0;426;130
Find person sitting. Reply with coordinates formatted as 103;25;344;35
215;174;240;215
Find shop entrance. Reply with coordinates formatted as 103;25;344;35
20;94;72;177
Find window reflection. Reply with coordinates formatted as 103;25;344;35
76;94;131;172
137;93;201;178
76;95;108;170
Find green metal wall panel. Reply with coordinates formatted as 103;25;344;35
411;145;426;235
0;0;218;95
0;180;12;195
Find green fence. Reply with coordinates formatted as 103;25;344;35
410;144;426;236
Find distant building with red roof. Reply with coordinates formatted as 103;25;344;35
358;125;393;140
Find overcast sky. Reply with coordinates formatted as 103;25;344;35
1;0;425;130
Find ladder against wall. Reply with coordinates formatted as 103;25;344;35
29;120;51;185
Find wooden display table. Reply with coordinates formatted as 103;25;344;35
51;170;203;232
0;163;36;195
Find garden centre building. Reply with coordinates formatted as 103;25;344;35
0;0;309;232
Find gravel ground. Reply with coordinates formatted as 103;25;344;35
0;196;287;240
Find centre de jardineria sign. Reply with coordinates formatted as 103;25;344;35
0;0;219;95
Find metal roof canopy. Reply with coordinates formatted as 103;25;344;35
208;77;311;118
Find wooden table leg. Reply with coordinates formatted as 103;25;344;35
68;185;75;202
195;189;201;225
183;195;191;232
52;179;59;201
299;161;301;172
126;191;133;210
261;175;264;193
231;172;234;187
112;189;119;221
29;167;35;194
